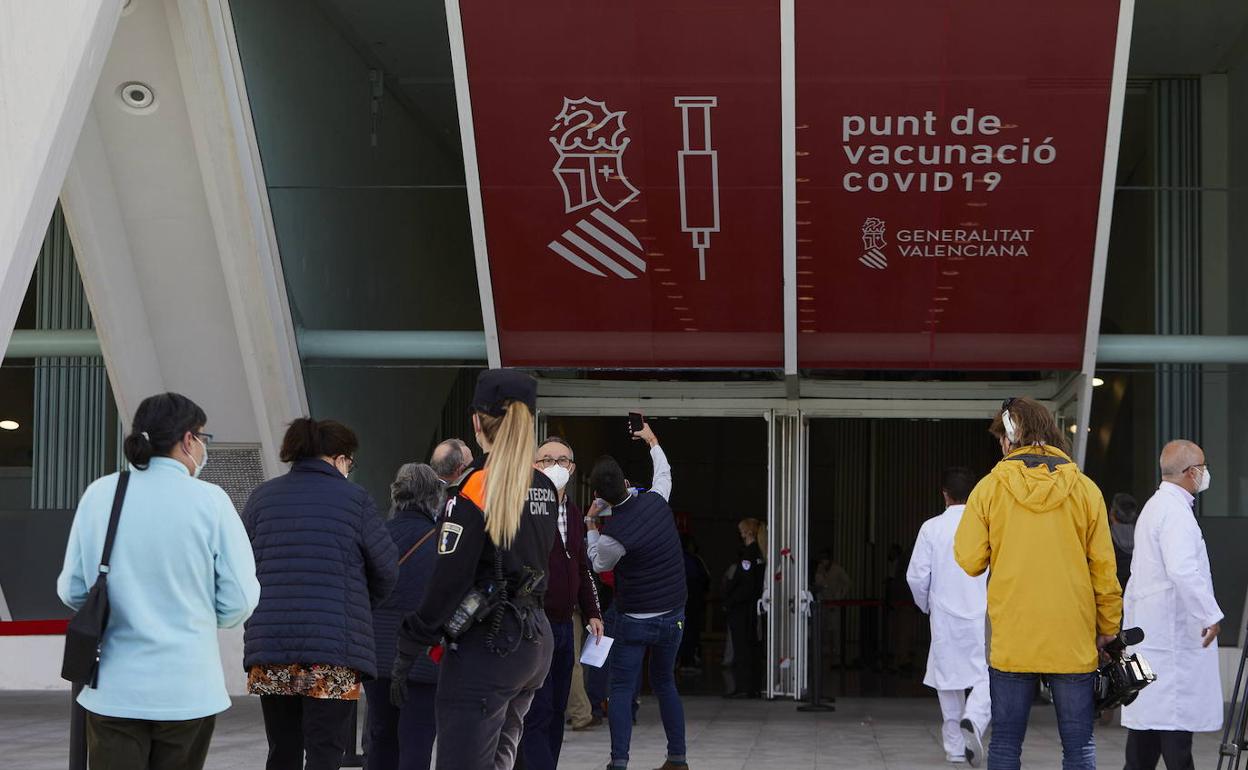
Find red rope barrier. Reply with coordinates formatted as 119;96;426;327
0;619;69;635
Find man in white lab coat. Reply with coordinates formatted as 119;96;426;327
907;467;990;766
1122;440;1223;770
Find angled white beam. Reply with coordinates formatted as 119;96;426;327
445;0;502;369
165;0;309;476
61;109;166;422
1075;0;1136;465
0;1;122;366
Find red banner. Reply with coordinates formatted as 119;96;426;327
457;2;1123;370
457;1;784;368
794;0;1121;369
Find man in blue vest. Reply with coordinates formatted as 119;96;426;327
587;420;687;770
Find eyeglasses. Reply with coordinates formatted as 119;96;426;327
1183;463;1207;473
536;456;574;469
195;432;214;446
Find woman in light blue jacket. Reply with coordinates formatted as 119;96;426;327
57;392;260;770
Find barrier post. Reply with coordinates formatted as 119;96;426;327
797;600;835;713
69;684;86;770
1218;622;1248;770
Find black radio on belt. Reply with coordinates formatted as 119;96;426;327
1094;627;1157;713
444;584;500;640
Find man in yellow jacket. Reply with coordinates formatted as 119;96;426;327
955;396;1121;770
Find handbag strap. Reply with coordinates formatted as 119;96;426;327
398;527;437;566
98;471;131;574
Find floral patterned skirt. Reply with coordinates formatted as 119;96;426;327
247;663;361;700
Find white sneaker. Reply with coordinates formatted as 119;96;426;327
946;754;967;764
960;719;984;768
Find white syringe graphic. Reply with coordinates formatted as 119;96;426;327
674;97;720;280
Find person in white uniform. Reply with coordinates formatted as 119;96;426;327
907;467;990;766
1122;439;1223;770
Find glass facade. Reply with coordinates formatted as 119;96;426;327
0;206;119;513
221;2;1248;527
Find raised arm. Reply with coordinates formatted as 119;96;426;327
633;421;672;501
585;498;626;572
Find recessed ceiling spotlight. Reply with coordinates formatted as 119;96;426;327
118;82;157;113
0;420;19;431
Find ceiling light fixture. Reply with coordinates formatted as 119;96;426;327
0;420;19;431
118;82;157;114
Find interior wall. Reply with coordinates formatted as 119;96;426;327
808;418;1002;602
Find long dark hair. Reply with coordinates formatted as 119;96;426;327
124;393;208;470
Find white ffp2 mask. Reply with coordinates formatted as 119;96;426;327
542;464;571;491
1197;466;1211;494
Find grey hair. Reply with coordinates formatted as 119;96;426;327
537;435;574;460
391;463;446;516
430;438;470;479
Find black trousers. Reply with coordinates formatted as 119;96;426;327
726;606;760;695
259;695;355;770
518;618;575;770
435;613;553;770
1124;729;1195;770
85;711;215;770
361;679;437;770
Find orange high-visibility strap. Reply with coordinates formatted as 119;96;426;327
460;469;488;510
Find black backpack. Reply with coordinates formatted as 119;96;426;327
61;472;130;688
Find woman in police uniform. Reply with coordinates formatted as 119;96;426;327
392;369;558;770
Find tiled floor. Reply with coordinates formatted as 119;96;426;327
1;691;1226;769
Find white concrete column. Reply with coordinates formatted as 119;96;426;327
0;0;122;363
165;0;308;476
61;110;166;422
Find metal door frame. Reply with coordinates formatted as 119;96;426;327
764;409;810;700
535;387;1067;702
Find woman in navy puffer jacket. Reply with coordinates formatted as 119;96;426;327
364;462;445;770
243;418;398;770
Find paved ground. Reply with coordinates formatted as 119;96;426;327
2;691;1226;769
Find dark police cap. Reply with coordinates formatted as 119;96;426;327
472;369;537;417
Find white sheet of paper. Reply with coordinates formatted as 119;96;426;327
579;634;614;668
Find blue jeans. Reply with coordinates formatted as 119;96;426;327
988;669;1096;770
361;679;437;770
519;619;575;769
608;610;686;768
589;607;641;720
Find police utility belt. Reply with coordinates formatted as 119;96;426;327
443;549;544;657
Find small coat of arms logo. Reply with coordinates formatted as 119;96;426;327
860;217;888;269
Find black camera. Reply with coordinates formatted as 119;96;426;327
1095;627;1157;713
